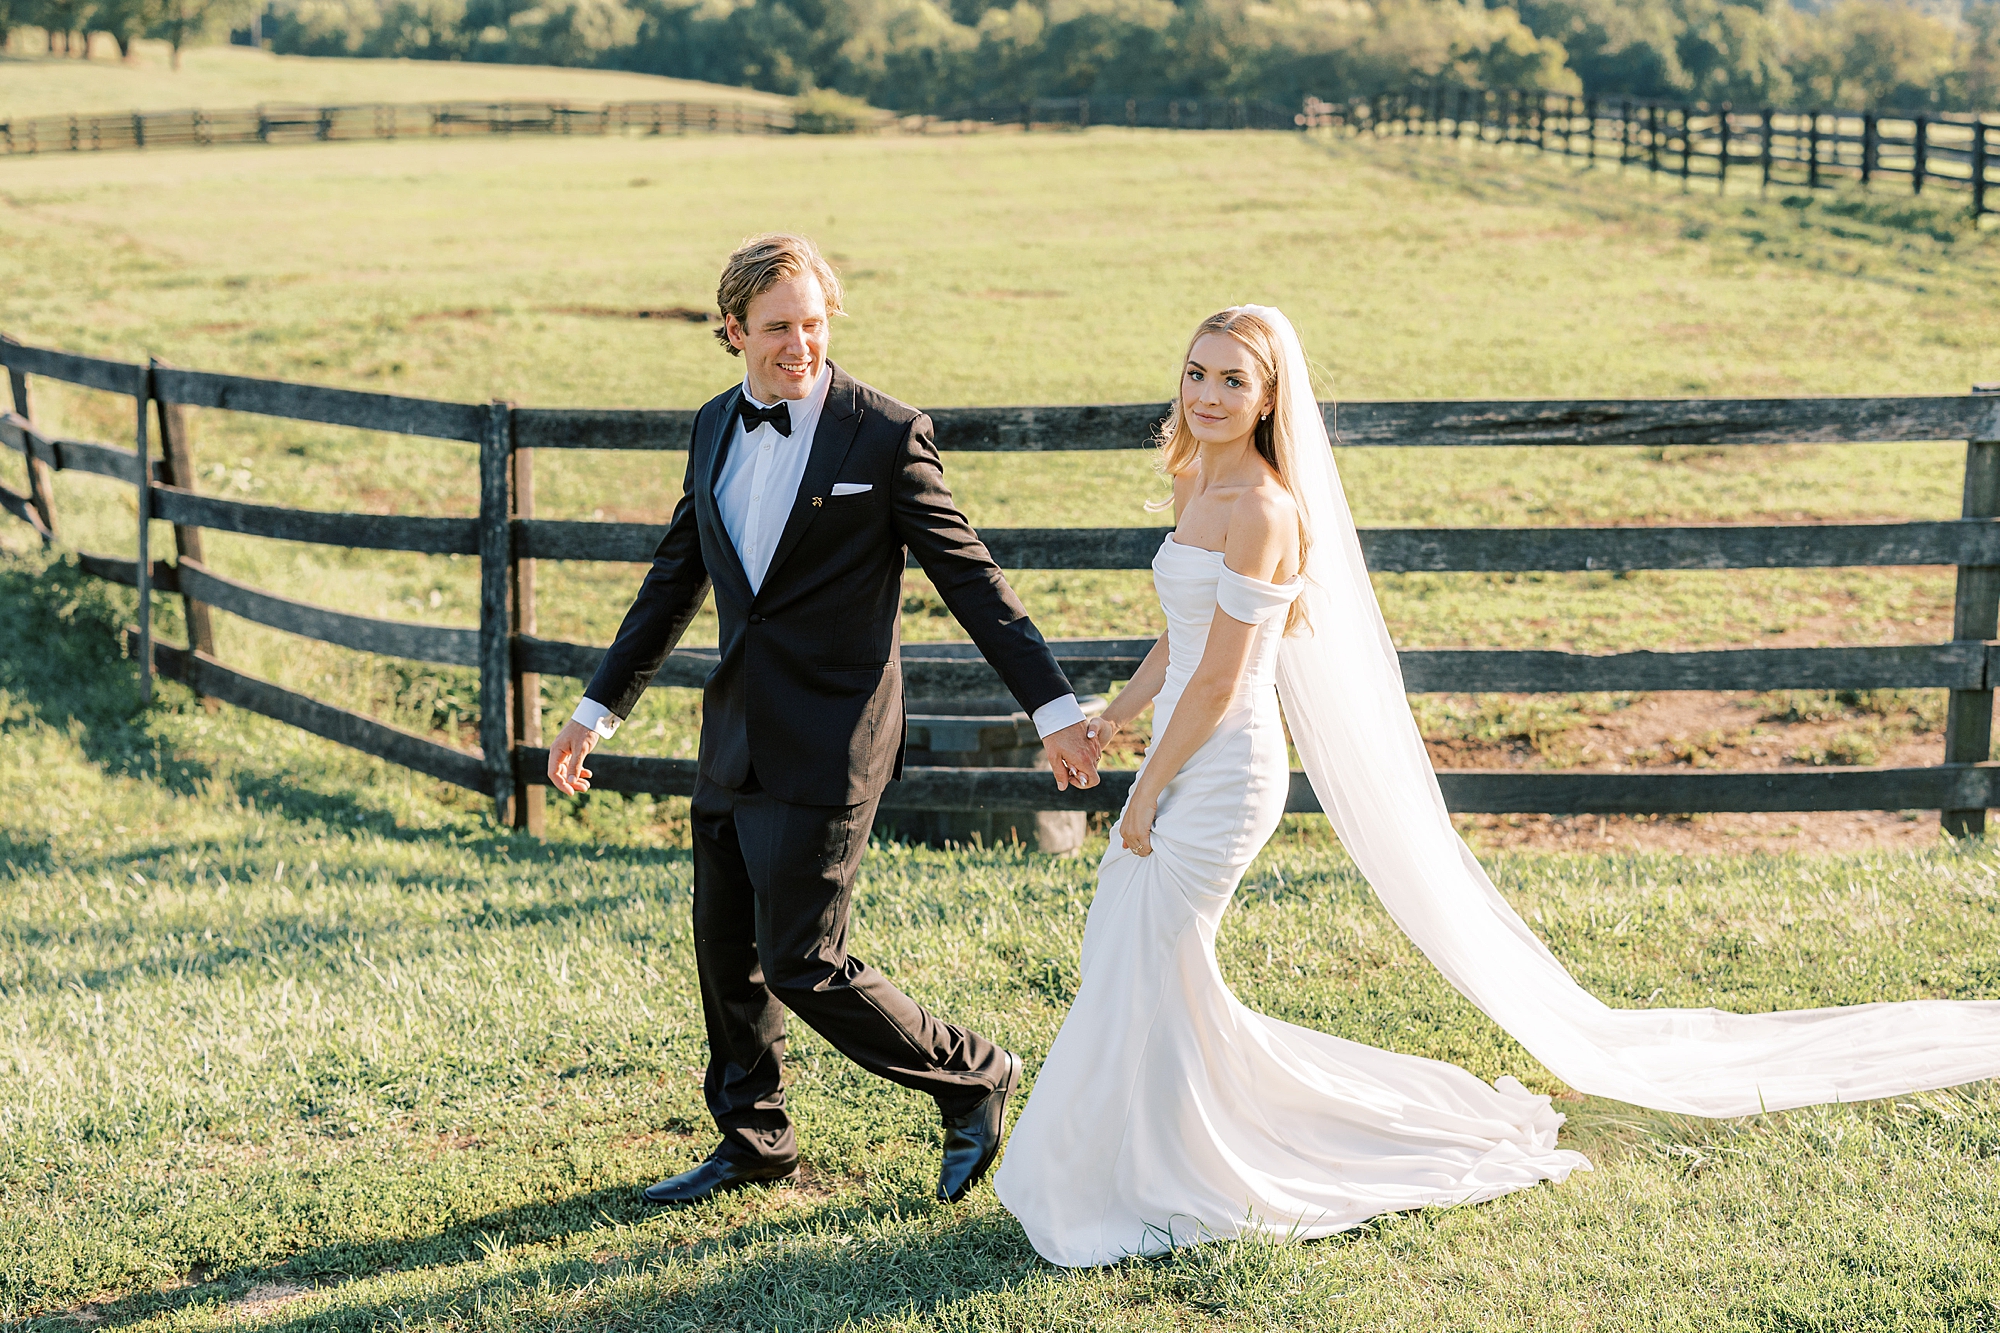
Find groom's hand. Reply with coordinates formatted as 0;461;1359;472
1042;720;1099;791
547;719;600;795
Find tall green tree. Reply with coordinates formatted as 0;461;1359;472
148;0;255;65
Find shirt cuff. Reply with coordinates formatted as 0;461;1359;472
572;697;622;740
1030;693;1086;740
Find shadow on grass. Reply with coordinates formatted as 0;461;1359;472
0;548;696;868
53;1181;1037;1333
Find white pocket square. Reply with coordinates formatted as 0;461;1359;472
830;483;873;496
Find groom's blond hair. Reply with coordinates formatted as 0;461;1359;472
1153;308;1313;635
714;233;846;354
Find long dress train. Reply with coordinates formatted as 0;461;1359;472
992;535;1588;1268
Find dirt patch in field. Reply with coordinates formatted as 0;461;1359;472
1428;689;1954;855
231;1284;313;1319
408;305;714;325
540;305;713;322
1456;808;1944;855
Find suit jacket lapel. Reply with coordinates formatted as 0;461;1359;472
759;365;862;594
698;386;754;601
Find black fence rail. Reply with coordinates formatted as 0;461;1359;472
0;98;794;157
7;333;2000;836
1309;86;2000;218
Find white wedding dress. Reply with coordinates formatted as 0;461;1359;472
996;304;2000;1269
992;535;1589;1268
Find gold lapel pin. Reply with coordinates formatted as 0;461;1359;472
812;496;823;507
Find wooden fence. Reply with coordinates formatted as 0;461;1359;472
1298;87;2000;219
920;96;1297;133
0;98;792;157
6;334;2000;834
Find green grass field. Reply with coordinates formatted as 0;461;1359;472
0;41;781;119
7;97;2000;1328
4;122;1992;772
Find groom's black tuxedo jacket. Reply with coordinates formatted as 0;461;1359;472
584;364;1075;807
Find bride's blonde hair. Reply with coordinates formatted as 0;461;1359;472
1151;308;1312;634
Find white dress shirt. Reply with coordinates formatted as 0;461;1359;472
573;370;1084;743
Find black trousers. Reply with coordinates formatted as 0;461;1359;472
690;771;1011;1167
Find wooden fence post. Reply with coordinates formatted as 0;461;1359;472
1808;112;1821;190
1648;104;1661;173
478;400;514;824
1717;103;1730;192
509;422;544;835
1585;97;1596;162
1943;389;2000;837
1913;115;1928;195
2;335;56;542
1680;105;1693;189
135;368;153;705
1975;119;1989;223
1862;111;1877;188
149;358;217;697
1759;108;1773;191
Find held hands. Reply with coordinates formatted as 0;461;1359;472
547;718;601;795
1042;719;1102;791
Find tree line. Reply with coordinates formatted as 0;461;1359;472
7;0;2000;116
3;0;254;64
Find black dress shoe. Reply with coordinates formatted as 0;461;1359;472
938;1050;1021;1204
641;1154;799;1206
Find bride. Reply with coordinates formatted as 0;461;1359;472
991;305;2000;1269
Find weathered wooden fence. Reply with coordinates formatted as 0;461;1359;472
6;334;2000;834
1301;87;2000;219
0;98;793;157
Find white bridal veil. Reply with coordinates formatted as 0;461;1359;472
1243;304;2000;1117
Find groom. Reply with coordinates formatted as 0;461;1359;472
545;233;1102;1206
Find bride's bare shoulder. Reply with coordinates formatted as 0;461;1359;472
1222;483;1299;582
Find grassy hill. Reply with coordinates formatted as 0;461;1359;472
4;129;2000;1327
0;41;784;120
0;127;1988;781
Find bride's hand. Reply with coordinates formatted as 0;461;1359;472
1084;716;1120;762
1119;790;1157;857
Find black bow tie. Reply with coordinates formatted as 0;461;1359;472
738;398;793;437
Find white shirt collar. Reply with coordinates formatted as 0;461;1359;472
742;364;832;414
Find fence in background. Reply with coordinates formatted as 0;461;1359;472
0;98;792;156
6;335;2000;835
1307;86;2000;219
920;96;1297;133
11;86;1998;221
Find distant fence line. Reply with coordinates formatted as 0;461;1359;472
0;92;1299;159
1300;86;2000;218
6;334;2000;836
13;88;1999;219
918;96;1297;133
0;98;793;156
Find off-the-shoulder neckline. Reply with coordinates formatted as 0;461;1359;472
1162;534;1302;590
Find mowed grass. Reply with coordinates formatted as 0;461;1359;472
2;125;1993;765
5;551;2000;1331
0;41;783;120
7;119;2000;1327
